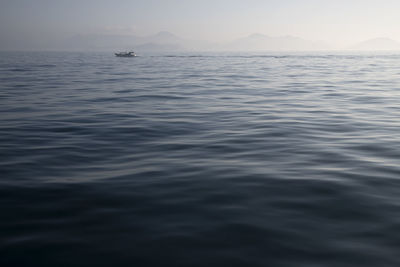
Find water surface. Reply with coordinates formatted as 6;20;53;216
1;51;400;266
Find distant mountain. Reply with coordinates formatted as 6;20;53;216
10;30;400;52
349;37;400;50
136;42;183;52
61;32;332;52
62;31;187;51
63;34;141;51
222;33;330;51
146;31;182;44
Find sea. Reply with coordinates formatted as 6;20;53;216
1;51;400;266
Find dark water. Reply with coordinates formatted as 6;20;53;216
1;51;400;266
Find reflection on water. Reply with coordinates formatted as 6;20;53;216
1;51;400;266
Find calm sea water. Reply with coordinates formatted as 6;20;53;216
1;51;400;266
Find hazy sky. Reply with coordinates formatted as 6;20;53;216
1;0;400;49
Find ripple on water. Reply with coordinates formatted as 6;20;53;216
1;51;400;266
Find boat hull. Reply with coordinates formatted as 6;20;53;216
115;54;136;57
115;52;136;57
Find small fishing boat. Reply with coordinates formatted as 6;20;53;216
115;51;136;57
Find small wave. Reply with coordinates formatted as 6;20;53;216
2;51;400;266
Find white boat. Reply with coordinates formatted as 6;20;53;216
115;51;136;57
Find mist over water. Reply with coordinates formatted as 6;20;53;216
1;51;400;266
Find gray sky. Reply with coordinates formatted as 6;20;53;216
1;0;400;49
